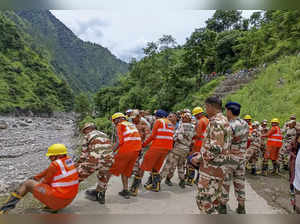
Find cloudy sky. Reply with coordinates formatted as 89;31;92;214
51;10;255;62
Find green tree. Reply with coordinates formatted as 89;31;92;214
74;92;93;118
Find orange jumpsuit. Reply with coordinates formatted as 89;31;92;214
264;126;283;161
110;121;142;177
33;156;79;210
192;116;209;153
141;118;174;172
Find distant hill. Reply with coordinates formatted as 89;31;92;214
0;13;73;114
6;10;128;93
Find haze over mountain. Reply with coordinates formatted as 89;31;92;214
8;10;128;93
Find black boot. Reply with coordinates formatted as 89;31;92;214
251;167;256;175
165;177;173;186
97;191;106;204
178;179;185;189
151;173;161;192
0;192;22;214
130;176;142;196
85;189;98;201
218;204;227;214
144;174;153;190
118;190;130;199
236;204;246;214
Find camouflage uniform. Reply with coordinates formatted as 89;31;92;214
132;119;151;176
195;113;232;214
247;126;262;172
279;125;297;169
76;130;114;192
160;121;195;181
221;118;249;206
259;125;269;172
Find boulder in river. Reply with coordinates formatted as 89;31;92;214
0;120;8;129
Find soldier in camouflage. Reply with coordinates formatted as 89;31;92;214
279;120;297;171
191;97;232;214
76;123;114;204
219;102;249;214
258;120;269;174
246;121;262;175
130;110;151;176
160;112;195;188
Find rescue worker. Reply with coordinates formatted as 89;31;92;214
191;97;232;214
187;107;209;186
262;118;283;175
109;113;142;199
220;102;249;214
76;123;114;204
244;115;253;148
130;109;174;196
130;110;151;177
160;112;195;188
283;115;297;134
0;144;79;214
247;121;262;175
258;120;269;174
279;120;297;171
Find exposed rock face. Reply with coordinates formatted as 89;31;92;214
0;113;79;194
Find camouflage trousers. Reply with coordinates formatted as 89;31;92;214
132;148;146;176
160;152;186;180
77;151;114;192
221;156;246;204
248;148;260;169
196;173;223;214
278;144;289;167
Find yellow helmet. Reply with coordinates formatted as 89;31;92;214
244;115;252;120
271;118;280;123
112;112;125;120
46;144;67;157
192;107;204;116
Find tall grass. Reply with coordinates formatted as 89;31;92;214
225;55;300;125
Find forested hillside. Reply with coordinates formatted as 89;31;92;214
5;10;128;93
226;55;300;122
93;10;300;118
0;14;73;114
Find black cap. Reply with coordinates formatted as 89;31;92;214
225;102;241;110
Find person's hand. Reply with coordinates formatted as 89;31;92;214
191;152;200;165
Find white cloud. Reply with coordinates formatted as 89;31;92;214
51;10;257;62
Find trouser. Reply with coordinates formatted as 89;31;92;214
221;157;246;204
196;174;223;214
248;147;260;170
160;152;186;180
77;152;114;192
278;144;289;168
132;147;148;176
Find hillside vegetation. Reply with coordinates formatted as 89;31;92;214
0;13;73;113
225;55;300;123
6;10;128;93
92;10;300;119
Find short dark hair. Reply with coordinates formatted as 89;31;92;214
205;96;222;110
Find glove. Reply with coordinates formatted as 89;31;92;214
187;153;200;169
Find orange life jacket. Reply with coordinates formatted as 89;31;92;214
151;118;174;150
118;121;142;153
267;126;283;148
51;156;79;199
194;116;209;148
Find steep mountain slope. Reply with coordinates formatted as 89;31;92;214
6;10;128;93
225;55;300;122
0;13;73;113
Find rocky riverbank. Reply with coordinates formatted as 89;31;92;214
0;113;80;194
